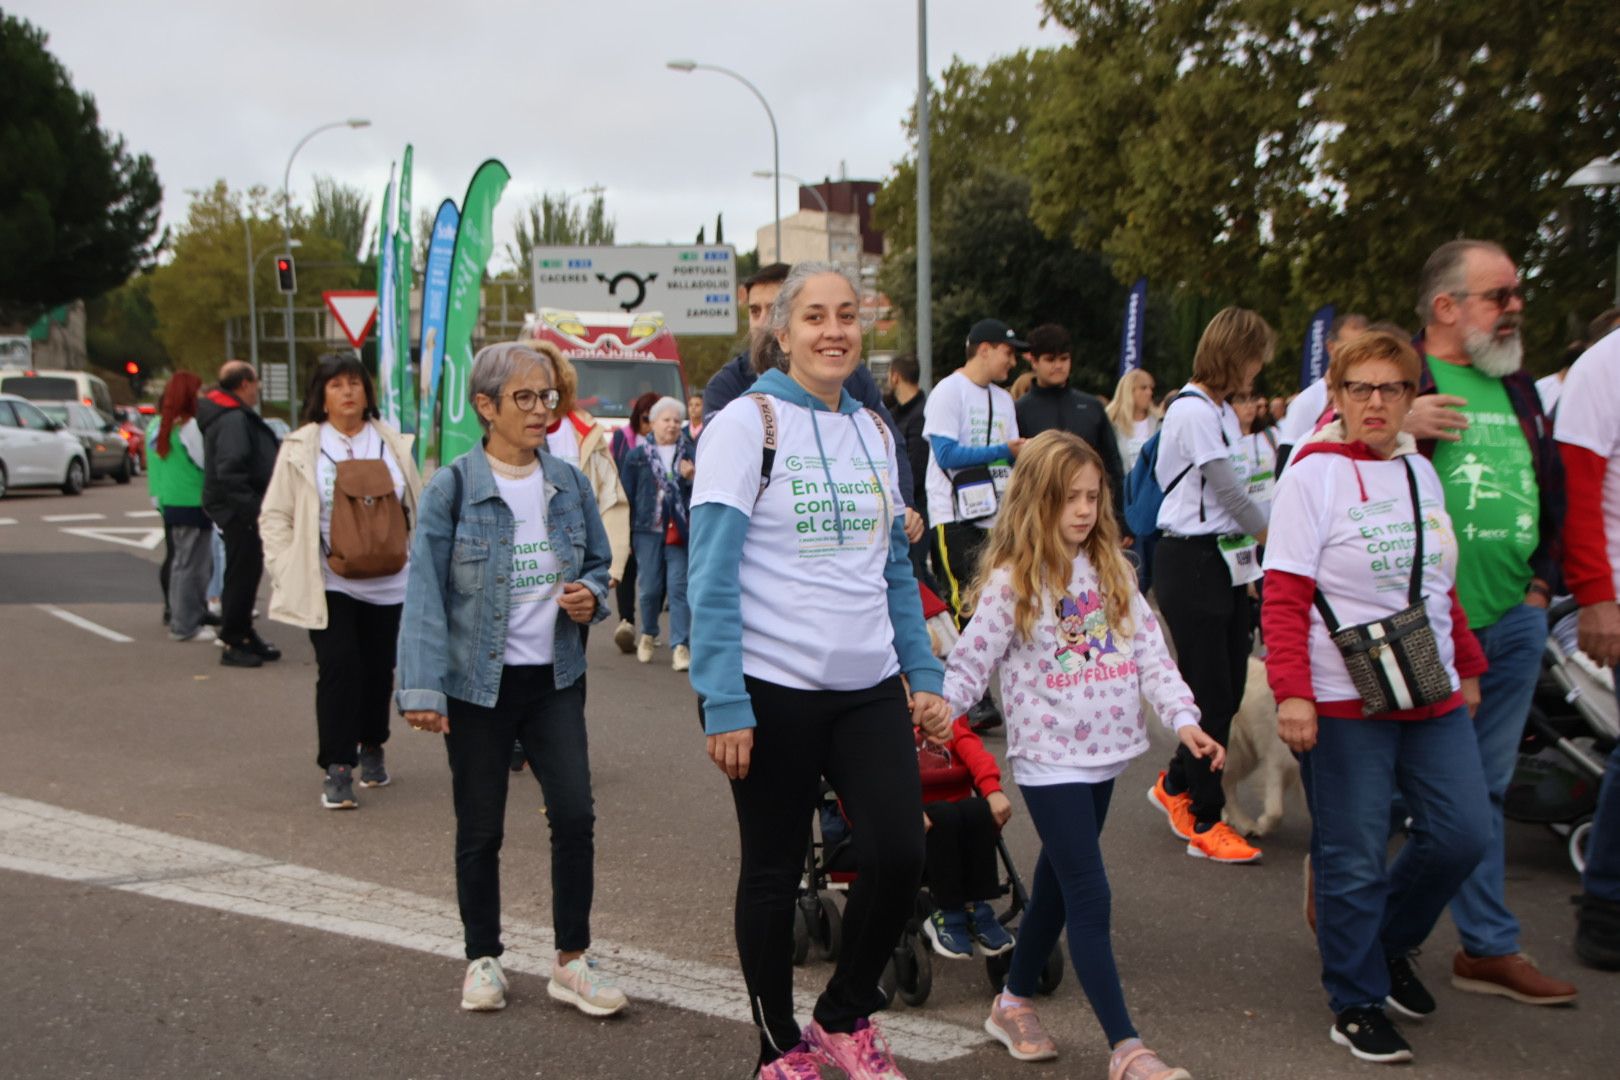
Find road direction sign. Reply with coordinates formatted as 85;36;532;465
324;291;379;348
531;246;737;334
261;362;290;403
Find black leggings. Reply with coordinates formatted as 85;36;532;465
1153;535;1252;825
731;675;924;1066
923;796;1000;910
308;591;401;769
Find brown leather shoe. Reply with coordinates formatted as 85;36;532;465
1450;950;1577;1005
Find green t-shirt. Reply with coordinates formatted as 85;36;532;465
1427;358;1538;629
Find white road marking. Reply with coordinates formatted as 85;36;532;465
0;795;982;1062
34;604;134;643
124;510;161;519
43;513;106;522
0;517;16;526
59;525;164;550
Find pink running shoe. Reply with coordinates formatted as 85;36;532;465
757;1043;825;1079
803;1018;907;1079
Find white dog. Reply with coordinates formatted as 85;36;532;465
1220;657;1304;837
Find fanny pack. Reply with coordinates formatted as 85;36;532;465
1313;457;1453;717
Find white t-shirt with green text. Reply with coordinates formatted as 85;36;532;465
494;470;563;666
693;395;905;691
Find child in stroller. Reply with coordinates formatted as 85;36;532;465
918;715;1017;959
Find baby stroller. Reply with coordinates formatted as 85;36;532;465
792;780;1065;1008
1505;600;1619;874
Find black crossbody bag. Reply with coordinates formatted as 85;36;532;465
1312;457;1455;717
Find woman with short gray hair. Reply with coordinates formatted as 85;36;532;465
618;394;696;668
396;342;623;1016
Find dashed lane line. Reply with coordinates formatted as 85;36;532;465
41;513;106;522
0;518;15;526
0;795;983;1063
125;510;160;518
34;604;134;643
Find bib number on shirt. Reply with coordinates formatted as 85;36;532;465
955;477;998;521
1218;534;1262;586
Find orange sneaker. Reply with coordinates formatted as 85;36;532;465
1186;822;1263;864
1147;772;1195;841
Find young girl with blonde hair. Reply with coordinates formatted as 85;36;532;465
944;429;1220;1079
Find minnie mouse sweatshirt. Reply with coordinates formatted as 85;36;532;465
942;553;1200;784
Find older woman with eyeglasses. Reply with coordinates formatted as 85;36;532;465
397;342;623;1017
1262;330;1489;1066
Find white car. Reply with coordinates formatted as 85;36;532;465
0;392;91;497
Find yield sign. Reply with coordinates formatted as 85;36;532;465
324;291;379;348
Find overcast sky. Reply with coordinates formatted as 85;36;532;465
16;0;1069;271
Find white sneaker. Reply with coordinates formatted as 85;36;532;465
636;634;655;663
671;644;690;672
547;956;627;1017
461;956;508;1011
169;627;217;643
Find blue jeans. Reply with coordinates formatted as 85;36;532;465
1006;780;1136;1046
444;665;595;959
632;531;690;647
207;526;225;600
1582;669;1620;904
1302;705;1490;1014
1449;602;1545;957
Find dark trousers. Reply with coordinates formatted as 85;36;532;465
1007;780;1136;1045
616;551;638;622
923;796;999;910
445;666;594;960
932;520;989;628
1153;535;1252;824
159;521;174;620
219;516;264;644
308;591;401;769
732;675;924;1066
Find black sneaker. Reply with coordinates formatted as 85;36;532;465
510;738;527;773
1574;893;1620;971
1385;951;1436;1019
1331;1006;1413;1064
357;745;389;788
220;644;263;668
246;630;281;661
321;764;358;809
199;610;222;627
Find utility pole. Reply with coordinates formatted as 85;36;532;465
916;0;933;389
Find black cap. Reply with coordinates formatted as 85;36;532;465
966;318;1029;352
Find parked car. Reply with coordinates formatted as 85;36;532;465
0;369;116;415
114;405;148;473
34;401;131;484
0;392;91;497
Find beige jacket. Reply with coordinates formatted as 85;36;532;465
572;412;631;583
260;420;424;630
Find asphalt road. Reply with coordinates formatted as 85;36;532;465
1;478;1612;1079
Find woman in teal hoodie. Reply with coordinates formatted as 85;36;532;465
688;263;951;1080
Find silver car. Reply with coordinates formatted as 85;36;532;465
0;392;91;497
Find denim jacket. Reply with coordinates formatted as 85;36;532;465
396;446;612;715
619;433;695;537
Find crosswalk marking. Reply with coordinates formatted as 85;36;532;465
34;604;134;643
0;794;983;1063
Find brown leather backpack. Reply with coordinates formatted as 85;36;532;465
323;448;408;579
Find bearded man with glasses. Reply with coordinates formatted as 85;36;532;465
1400;239;1577;1007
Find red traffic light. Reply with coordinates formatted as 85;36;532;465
276;258;290;271
125;360;140;375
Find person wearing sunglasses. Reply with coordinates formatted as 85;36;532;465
396;342;624;1017
1404;239;1576;1008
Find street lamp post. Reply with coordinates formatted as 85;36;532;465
916;0;933;389
282;118;370;420
1564;156;1620;306
667;60;780;262
752;170;832;262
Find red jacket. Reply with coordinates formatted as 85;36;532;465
917;716;1003;804
1262;437;1486;720
1560;443;1615;606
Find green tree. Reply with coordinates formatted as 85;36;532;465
86;272;170;375
503;190;615;275
146;181;363;375
0;14;164;328
1031;0;1620;372
309;176;373;262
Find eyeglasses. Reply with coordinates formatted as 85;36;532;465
1453;285;1525;309
506;388;560;412
1338;380;1415;402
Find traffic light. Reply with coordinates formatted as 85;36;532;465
124;359;145;398
276;255;297;295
